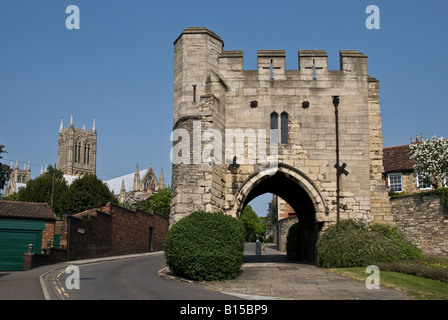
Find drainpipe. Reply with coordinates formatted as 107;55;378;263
333;96;341;224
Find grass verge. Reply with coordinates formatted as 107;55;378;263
329;267;448;300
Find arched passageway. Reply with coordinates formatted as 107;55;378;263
233;165;328;264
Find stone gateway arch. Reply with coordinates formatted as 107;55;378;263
170;27;392;261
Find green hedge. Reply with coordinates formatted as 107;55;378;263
370;223;424;261
376;258;448;284
164;211;245;281
317;219;423;268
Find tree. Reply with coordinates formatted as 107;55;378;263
239;205;267;242
2;192;19;201
17;165;68;217
264;196;278;240
0;145;11;191
409;136;448;189
266;196;278;226
61;174;117;216
136;187;171;216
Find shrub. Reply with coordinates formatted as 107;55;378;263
286;223;301;260
370;223;424;260
164;211;245;281
317;219;406;268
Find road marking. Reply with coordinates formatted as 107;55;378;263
53;268;70;300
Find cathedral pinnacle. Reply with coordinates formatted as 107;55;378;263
133;163;141;191
159;168;166;189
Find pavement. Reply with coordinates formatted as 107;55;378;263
0;244;412;300
185;243;412;300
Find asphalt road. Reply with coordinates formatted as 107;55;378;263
0;242;263;300
43;252;243;300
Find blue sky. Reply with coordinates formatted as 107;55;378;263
1;1;447;216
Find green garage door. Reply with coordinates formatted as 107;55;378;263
0;219;44;271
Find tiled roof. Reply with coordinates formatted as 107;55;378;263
0;201;56;220
383;144;415;173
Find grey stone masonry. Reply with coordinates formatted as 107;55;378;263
391;195;448;257
170;27;392;228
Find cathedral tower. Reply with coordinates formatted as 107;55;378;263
3;160;31;196
57;112;97;177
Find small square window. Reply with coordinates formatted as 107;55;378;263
388;173;403;192
417;172;432;190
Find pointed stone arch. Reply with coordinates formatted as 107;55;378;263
229;163;329;220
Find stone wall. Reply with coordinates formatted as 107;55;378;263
368;77;393;224
391;195;448;257
276;216;299;252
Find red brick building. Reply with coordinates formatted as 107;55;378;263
59;202;169;261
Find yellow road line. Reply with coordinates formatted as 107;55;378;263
54;267;70;300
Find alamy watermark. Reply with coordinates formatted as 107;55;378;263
65;5;379;31
365;265;380;289
66;5;80;30
65;265;80;290
365;5;380;30
170;121;279;176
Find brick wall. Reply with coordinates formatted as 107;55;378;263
65;210;112;260
41;221;56;248
391;195;448;257
62;202;168;261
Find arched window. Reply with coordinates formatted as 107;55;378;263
83;143;87;164
281;112;288;144
74;142;78;163
270;112;279;145
270;112;278;130
87;144;90;164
